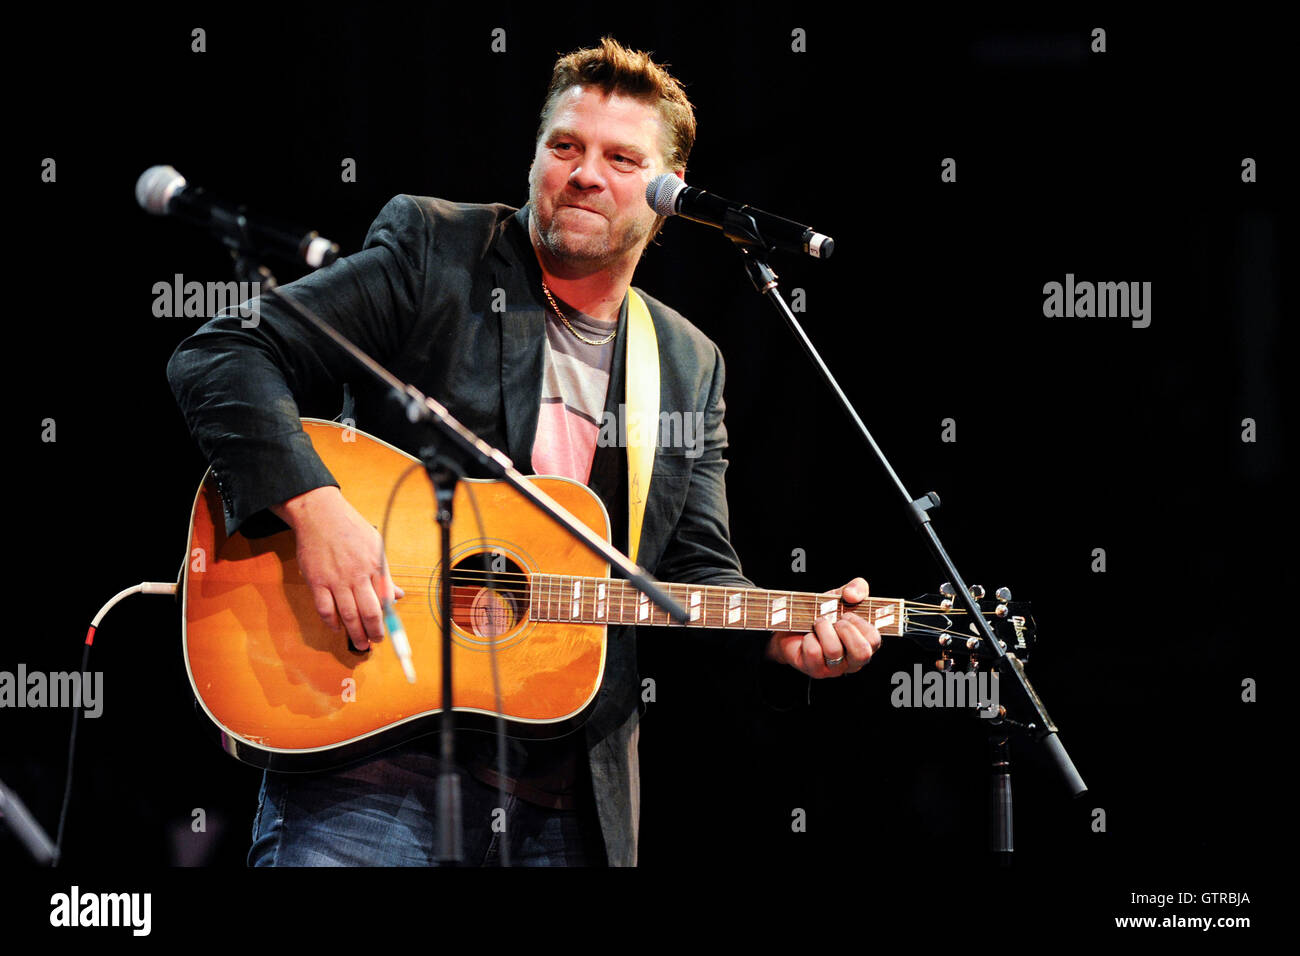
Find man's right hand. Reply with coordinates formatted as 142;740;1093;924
271;486;404;651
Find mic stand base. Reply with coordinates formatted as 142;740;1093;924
990;730;1014;865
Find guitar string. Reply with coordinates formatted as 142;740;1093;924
384;567;986;622
380;595;986;642
387;582;969;616
376;575;999;640
387;586;990;634
385;582;972;616
390;567;958;596
387;565;990;603
386;566;974;609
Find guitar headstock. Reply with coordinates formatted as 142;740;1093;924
902;584;1036;668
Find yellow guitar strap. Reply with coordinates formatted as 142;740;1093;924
625;289;659;565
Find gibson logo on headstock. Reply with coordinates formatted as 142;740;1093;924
1011;615;1027;648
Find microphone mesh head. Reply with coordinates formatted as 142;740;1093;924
135;165;186;214
646;174;686;217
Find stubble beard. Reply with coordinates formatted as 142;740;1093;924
528;171;651;272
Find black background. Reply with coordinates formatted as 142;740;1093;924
3;4;1285;939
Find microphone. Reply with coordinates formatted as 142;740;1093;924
645;173;833;259
135;165;340;269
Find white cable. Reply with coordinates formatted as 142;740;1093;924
88;581;178;629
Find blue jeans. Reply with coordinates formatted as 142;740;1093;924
248;746;606;866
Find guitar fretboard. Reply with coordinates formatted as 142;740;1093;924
528;574;904;636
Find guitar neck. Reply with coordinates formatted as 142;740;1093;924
528;574;905;636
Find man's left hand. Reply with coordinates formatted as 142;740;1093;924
765;577;882;678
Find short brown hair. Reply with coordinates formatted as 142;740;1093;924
537;37;696;243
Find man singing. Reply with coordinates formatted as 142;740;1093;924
167;36;880;866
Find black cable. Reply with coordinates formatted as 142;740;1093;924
53;642;92;867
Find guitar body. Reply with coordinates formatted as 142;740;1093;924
183;418;612;771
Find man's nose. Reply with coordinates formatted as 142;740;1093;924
568;161;606;190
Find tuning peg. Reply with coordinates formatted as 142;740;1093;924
935;652;954;671
938;635;951;647
939;582;956;598
995;603;1009;618
995;586;1012;602
970;584;985;599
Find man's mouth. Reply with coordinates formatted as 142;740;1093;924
559;203;606;218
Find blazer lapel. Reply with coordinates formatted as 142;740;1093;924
495;208;548;471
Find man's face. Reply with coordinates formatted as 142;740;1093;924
528;86;677;272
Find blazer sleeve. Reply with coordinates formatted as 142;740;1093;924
165;195;432;537
652;343;811;710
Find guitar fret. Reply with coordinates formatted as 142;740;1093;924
725;589;742;627
872;599;899;635
769;592;787;629
787;593;802;632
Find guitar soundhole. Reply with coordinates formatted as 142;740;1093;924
446;551;528;645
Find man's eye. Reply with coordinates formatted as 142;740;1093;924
553;143;575;152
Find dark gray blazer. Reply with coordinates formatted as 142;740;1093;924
167;196;798;865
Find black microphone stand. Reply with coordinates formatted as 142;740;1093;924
717;206;1087;859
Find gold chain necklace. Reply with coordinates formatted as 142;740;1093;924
542;282;617;346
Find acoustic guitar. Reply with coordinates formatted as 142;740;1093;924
182;419;1034;770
